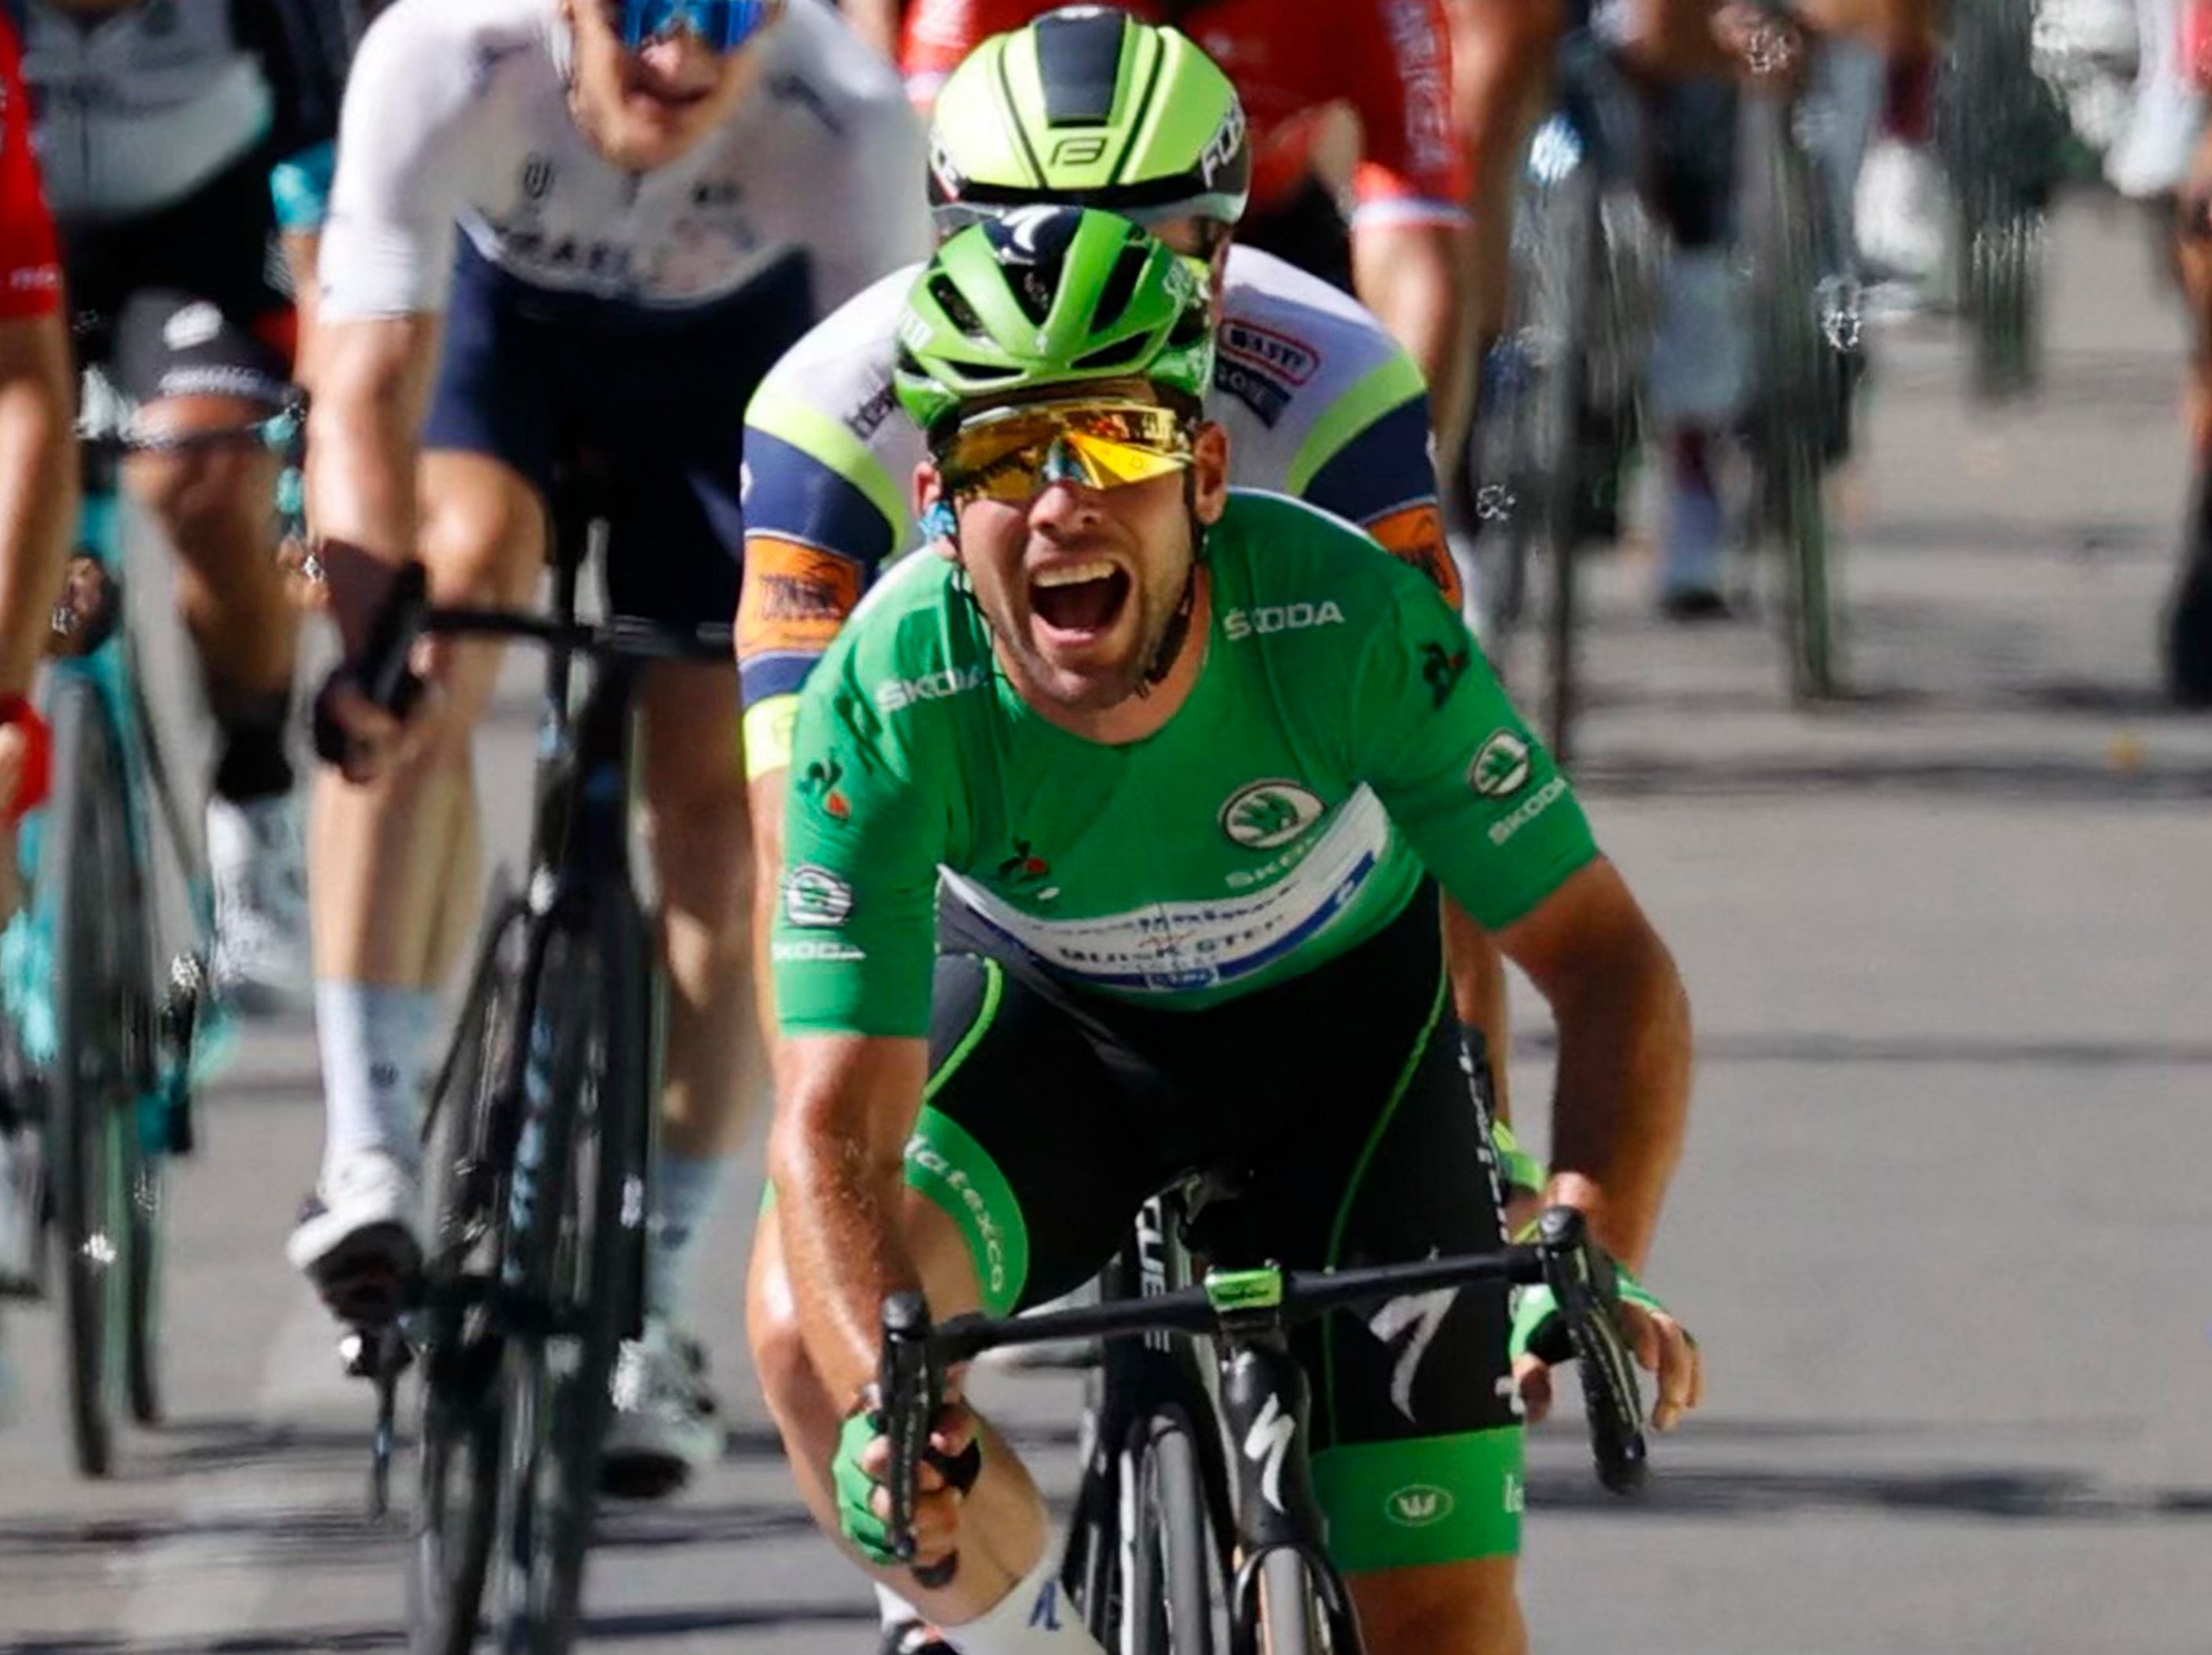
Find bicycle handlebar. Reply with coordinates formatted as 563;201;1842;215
876;1205;1648;1585
317;565;735;765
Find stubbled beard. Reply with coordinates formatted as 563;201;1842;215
988;570;1182;712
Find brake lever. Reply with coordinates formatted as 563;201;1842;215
880;1292;959;1587
1536;1206;1648;1494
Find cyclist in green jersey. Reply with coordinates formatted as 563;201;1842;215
750;207;1702;1655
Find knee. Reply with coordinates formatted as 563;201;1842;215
642;744;751;912
1354;1558;1525;1655
125;438;267;550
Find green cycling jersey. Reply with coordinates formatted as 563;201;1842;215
773;490;1599;1037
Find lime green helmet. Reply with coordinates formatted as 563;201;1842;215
927;7;1250;237
894;206;1215;439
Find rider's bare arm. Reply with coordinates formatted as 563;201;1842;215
768;1031;933;1407
0;311;76;698
1351;218;1475;481
1495;858;1691;1272
304;314;440;650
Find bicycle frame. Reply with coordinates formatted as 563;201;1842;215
882;1206;1647;1654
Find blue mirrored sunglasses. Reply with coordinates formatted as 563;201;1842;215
616;0;777;52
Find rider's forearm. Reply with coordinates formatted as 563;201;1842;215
767;1034;933;1409
306;318;438;653
1351;220;1476;475
0;313;77;696
282;230;325;393
1544;918;1691;1273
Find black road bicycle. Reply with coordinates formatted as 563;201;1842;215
330;464;732;1655
1470;22;1656;767
1938;0;2069;403
0;360;300;1478
1737;28;1864;705
879;1198;1645;1655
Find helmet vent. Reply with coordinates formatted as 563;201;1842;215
1033;9;1130;127
1073;334;1149;372
929;273;988;339
1089;240;1147;334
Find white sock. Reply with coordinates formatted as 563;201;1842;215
315;981;438;1183
940;1550;1103;1655
877;1581;922;1629
647;1150;727;1323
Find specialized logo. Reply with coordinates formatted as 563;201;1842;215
1242;1392;1297;1513
877;662;989;714
783;864;855;928
1368;1280;1458;1418
1222;600;1345;641
1486;774;1569;847
1220;781;1324;851
1385;1483;1457;1528
1468;730;1532;798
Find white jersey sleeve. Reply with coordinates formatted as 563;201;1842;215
318;0;521;320
766;2;931;312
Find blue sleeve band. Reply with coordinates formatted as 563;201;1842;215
1302;394;1437;525
270;140;339;233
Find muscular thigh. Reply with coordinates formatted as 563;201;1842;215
416;450;548;738
902;952;1171;1318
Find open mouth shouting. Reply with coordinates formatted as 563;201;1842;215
1029;557;1134;652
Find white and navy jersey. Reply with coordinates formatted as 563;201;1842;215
738;244;1452;718
318;0;930;321
14;0;362;223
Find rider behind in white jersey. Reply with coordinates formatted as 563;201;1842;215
296;0;928;1497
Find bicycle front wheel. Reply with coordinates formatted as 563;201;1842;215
411;878;528;1655
491;892;653;1655
43;673;154;1478
1124;1406;1228;1655
1741;94;1843;702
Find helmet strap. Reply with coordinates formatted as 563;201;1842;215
1137;478;1208;691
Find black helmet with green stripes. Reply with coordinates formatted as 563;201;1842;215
893;206;1215;438
926;6;1251;237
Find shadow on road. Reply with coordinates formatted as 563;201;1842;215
1512;1028;2212;1068
2;1599;876;1655
1528;1464;2212;1523
1572;752;2212;803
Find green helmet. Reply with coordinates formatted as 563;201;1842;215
894;206;1215;438
927;7;1250;237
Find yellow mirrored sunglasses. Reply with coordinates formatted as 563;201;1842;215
938;401;1195;504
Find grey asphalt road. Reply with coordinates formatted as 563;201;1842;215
6;193;2212;1655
